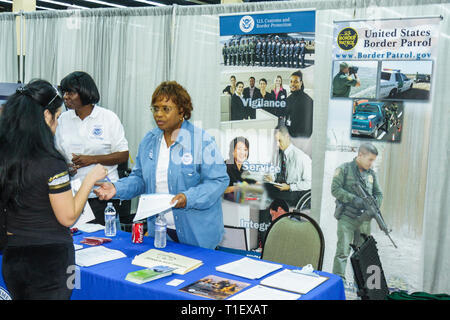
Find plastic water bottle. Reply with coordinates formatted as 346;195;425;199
154;213;167;248
104;202;117;237
115;213;121;233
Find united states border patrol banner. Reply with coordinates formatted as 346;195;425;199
218;10;316;257
331;17;441;101
319;16;442;294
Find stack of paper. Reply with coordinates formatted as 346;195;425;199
132;249;203;275
228;285;301;300
75;246;126;267
259;269;328;294
215;257;282;279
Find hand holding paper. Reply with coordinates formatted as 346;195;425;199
171;193;187;209
134;194;179;222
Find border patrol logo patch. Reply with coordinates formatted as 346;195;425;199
334;168;341;178
337;27;358;51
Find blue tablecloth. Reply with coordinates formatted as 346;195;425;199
0;230;345;300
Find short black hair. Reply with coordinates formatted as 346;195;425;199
230;75;236;80
249;77;255;81
259;78;267;84
236;81;244;87
269;199;289;213
290;70;305;91
228;136;249;162
359;142;378;156
60;71;100;106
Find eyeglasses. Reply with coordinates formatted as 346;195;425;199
150;106;173;114
46;85;63;108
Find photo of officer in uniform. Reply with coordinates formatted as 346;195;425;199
331;142;383;280
332;62;361;98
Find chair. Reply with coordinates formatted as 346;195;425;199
261;211;325;270
295;190;311;213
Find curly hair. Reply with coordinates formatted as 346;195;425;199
151;81;193;120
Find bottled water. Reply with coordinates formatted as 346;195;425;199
104;202;117;237
154;213;167;248
115;213;121;233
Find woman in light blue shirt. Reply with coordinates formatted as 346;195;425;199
95;81;229;249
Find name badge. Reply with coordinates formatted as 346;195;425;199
182;153;193;165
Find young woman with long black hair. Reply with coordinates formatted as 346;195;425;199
0;79;107;299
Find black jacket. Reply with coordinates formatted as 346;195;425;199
285;90;313;137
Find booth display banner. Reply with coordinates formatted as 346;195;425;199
218;10;315;256
331;17;440;102
320;16;441;291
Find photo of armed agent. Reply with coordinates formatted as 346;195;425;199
332;62;361;98
381;102;401;133
331;142;383;280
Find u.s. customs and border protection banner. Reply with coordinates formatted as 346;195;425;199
218;10;316;256
321;16;441;292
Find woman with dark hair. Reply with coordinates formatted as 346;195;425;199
94;81;229;249
0;79;107;300
254;78;276;116
222;75;237;96
55;71;129;225
224;137;256;197
285;70;313;137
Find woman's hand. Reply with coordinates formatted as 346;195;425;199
94;182;117;201
85;164;108;184
171;193;187;209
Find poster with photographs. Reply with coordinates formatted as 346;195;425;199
320;16;441;296
218;10;315;256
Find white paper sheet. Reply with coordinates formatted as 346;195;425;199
133;194;178;222
260;269;328;294
70;179;96;228
215;257;282;279
228;285;301;300
76;223;105;233
74;244;83;251
75;246;126;267
166;279;185;287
